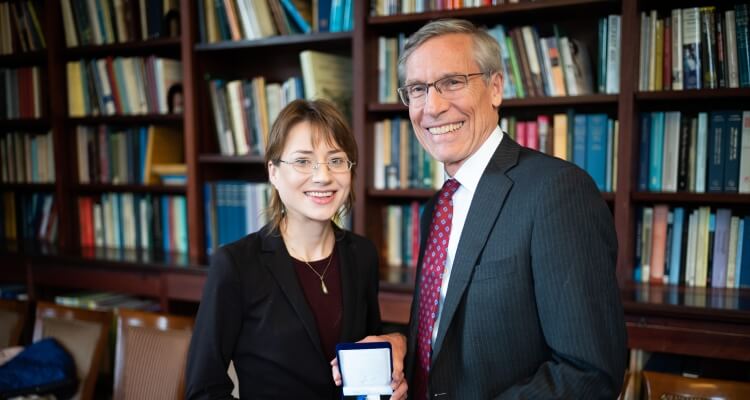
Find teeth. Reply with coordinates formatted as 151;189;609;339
427;122;463;135
306;191;333;197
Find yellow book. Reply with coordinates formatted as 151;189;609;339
654;19;664;91
143;126;184;184
67;62;85;117
552;113;568;161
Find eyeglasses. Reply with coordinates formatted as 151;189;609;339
397;72;488;107
277;158;356;174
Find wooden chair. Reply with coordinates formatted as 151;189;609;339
643;370;750;400
113;308;194;400
0;299;28;347
33;301;112;400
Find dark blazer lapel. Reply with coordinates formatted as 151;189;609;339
337;230;357;342
431;137;521;362
260;228;325;359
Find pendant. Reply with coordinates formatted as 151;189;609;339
321;279;329;294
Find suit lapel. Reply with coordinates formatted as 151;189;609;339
337;231;357;342
260;228;325;359
431;137;520;362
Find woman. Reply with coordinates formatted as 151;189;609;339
186;99;406;399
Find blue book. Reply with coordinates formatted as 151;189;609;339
723;111;742;192
317;0;332;32
649;112;665;191
161;196;171;252
139;127;148;184
740;216;750;288
113;59;131;114
329;0;343;32
204;184;214;254
214;1;231;41
735;4;750;88
197;0;206;42
707;112;727;192
280;0;312;34
586;114;608;190
638;113;651;191
342;0;353;31
573;114;587;170
175;196;188;253
113;193;122;249
669;207;685;285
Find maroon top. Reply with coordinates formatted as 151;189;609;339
292;245;343;360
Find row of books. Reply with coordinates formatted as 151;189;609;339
637;111;750;194
639;5;750;91
491;22;609;98
1;67;43;119
635;205;750;289
77;193;188;253
204;181;270;255
371;0;530;16
1;192;57;244
66;57;183;117
0;284;28;300
55;290;159;312
501;113;619;193
197;0;352;43
208;76;302;156
382;201;423;268
1;131;55;184
61;0;179;47
75;125;184;185
372;117;444;190
0;0;45;54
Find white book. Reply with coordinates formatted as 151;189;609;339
671;9;683;90
121;193;136;249
61;0;78;47
113;0;128;42
605;15;621;94
648;10;657;91
95;59;117;115
725;11;740;88
235;0;256;39
93;202;104;247
265;83;282;126
378;37;387;102
102;194;114;248
538;37;557;96
521;27;544;95
662;112;681;192
639;12;648;90
139;197;150;251
695;207;710;287
252;0;278;38
226;80;250;156
695;112;708;192
682;7;702;89
641;207;654;283
739;111;750;193
559;36;578;96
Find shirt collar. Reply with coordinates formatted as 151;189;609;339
451;126;503;193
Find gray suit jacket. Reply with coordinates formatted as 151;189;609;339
406;136;627;399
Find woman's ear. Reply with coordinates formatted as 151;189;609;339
268;161;278;186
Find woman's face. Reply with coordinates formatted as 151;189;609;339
268;120;352;227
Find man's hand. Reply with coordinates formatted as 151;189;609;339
330;333;408;400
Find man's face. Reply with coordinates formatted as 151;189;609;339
404;33;503;176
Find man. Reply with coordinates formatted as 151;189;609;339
398;19;627;399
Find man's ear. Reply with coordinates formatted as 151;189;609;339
490;72;504;108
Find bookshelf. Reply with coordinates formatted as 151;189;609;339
0;0;748;366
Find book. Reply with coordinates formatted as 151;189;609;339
300;50;352;118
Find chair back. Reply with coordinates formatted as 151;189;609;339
33;301;112;400
644;370;750;400
0;299;28;347
113;308;193;400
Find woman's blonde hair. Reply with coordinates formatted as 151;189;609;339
265;99;358;233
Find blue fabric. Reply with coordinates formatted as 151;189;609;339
0;338;78;399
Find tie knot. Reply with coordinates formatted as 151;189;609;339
441;179;460;198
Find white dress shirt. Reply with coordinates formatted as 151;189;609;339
432;126;504;343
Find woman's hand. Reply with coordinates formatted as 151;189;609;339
330;333;408;399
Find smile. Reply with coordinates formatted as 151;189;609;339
305;191;334;197
427;122;463;135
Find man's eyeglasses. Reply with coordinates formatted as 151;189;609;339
397;72;488;107
277;158;356;174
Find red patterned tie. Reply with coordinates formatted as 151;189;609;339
414;178;460;400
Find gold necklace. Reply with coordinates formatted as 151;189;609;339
300;253;334;294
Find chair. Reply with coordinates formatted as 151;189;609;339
0;299;28;347
33;301;112;400
643;370;750;400
113;308;194;400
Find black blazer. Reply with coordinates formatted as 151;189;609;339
186;224;382;400
405;136;627;399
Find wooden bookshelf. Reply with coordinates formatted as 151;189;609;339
0;118;50;131
75;184;187;194
66;114;184;125
62;37;182;58
0;183;56;192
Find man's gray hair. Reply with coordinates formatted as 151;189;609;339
397;19;503;84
